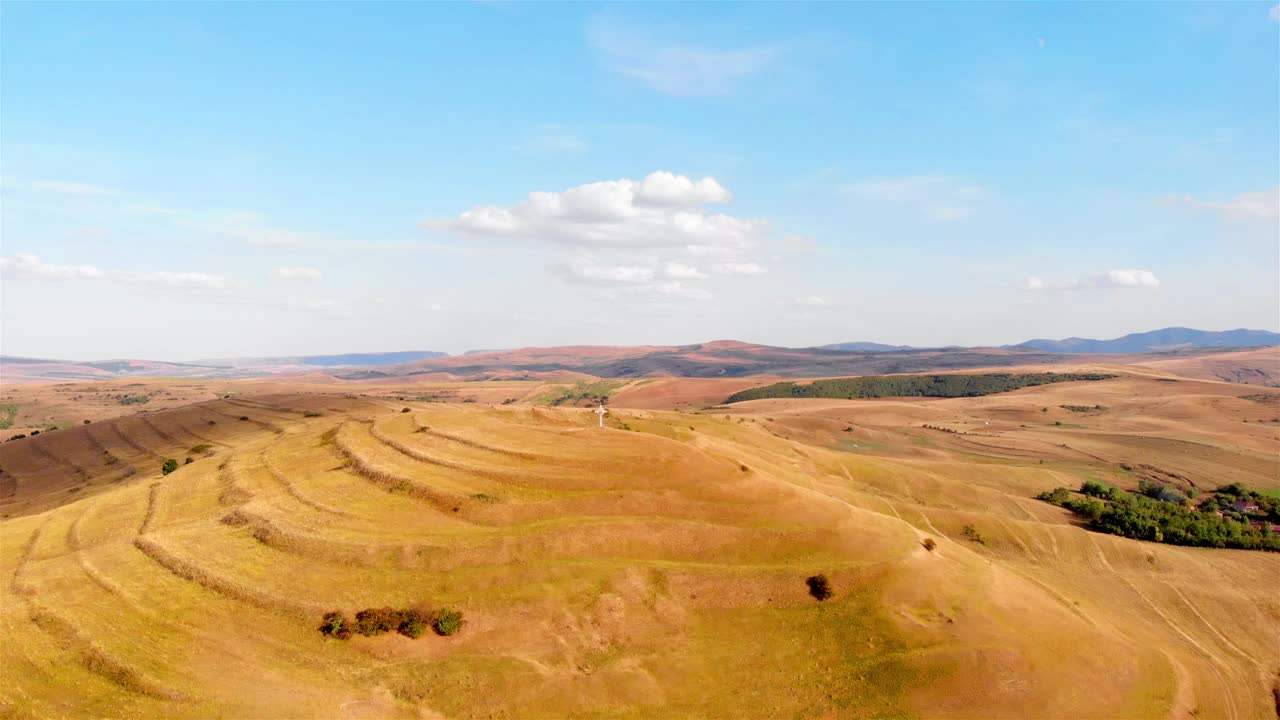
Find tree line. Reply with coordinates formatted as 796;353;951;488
726;372;1116;403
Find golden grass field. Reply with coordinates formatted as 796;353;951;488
1;357;1278;718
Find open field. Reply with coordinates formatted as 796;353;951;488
1;361;1278;718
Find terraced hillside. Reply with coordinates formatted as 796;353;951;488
1;379;1278;718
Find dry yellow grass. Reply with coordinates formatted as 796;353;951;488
1;367;1277;718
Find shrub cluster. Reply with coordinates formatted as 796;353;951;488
319;606;464;640
161;458;179;476
727;372;1116;403
961;524;986;545
1036;480;1280;551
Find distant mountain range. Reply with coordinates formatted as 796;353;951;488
818;327;1280;355
817;341;915;353
0;350;448;382
1008;327;1280;354
3;328;1275;383
194;350;448;368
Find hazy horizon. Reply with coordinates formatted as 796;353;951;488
3;3;1277;359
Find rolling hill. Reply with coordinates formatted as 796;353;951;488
1;367;1276;717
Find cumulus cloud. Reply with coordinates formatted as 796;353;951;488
437;171;778;303
587;15;776;97
843;175;989;223
30;180;115;197
276;266;324;281
1158;187;1279;223
554;256;716;301
0;253;102;280
1023;269;1160;291
435;171;755;250
795;295;825;306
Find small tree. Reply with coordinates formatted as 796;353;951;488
805;574;833;601
398;609;430;639
432;608;464;636
161;458;179;475
922;538;937;552
961;524;986;545
319;611;352;640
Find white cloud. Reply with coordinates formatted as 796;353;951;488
1270;4;1279;21
0;253;102;279
587;15;776;97
1024;269;1160;292
276;266;324;281
663;262;707;279
795;295;825;306
1158;187;1279;223
30;180;115;197
843;175;989;223
555;256;656;284
124;271;227;290
435;171;757;250
1037;37;1046;48
711;261;765;276
637;171;732;206
1;253;226;291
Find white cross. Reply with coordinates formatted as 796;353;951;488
594;403;608;428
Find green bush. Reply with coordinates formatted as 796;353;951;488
398;609;431;639
161;458;179;475
432;608;464;636
1037;487;1071;505
304;411;322;418
353;607;402;636
805;575;833;601
961;524;986;545
319;611;352;640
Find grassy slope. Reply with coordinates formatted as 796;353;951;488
1;374;1277;718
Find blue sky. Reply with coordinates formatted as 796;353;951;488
2;2;1277;359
